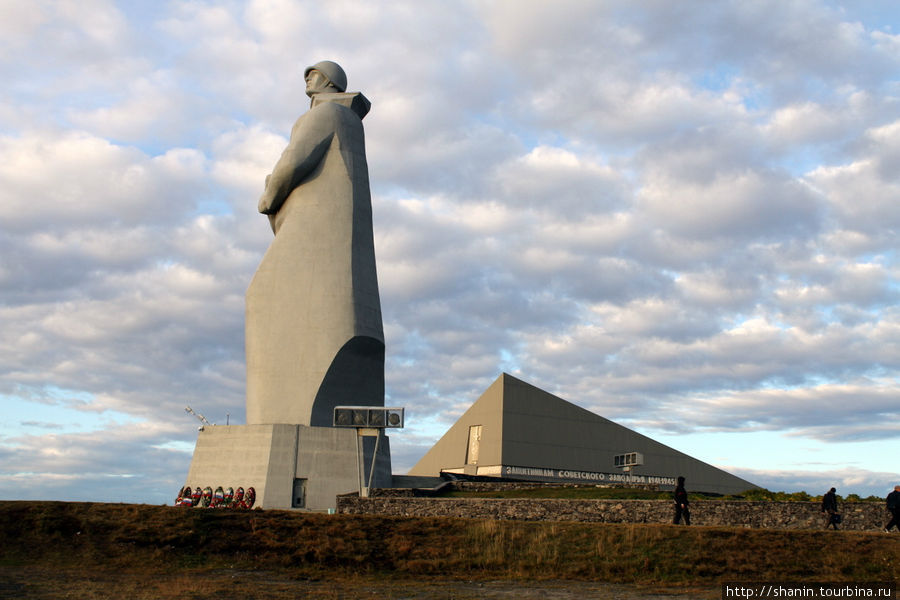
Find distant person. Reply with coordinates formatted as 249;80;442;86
673;476;690;525
885;485;900;532
822;487;839;530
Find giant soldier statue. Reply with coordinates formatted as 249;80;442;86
184;61;390;511
246;60;384;426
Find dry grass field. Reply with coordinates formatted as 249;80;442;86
1;501;897;599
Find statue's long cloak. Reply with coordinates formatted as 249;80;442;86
246;93;383;426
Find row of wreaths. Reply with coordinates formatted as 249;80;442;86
176;485;256;509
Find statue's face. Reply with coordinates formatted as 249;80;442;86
305;69;331;97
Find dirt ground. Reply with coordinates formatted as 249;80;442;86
290;579;719;599
0;566;719;599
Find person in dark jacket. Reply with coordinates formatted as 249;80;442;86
885;485;900;532
673;476;690;525
822;487;839;530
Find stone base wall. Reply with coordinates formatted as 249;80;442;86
336;497;891;531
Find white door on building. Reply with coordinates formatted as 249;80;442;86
466;425;482;465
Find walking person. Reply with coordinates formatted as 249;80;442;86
885;485;900;532
822;487;840;530
673;476;690;525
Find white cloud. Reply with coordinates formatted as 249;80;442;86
807;152;900;234
494;146;628;216
731;466;898;498
638;169;822;240
0;1;48;48
0;420;192;503
0;132;208;230
67;72;192;141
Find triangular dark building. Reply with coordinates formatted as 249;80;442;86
409;373;757;495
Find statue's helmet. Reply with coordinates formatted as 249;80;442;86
304;60;347;93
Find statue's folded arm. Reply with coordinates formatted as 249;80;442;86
258;108;340;216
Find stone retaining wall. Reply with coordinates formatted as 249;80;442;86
337;497;891;531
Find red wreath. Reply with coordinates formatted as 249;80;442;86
211;486;224;508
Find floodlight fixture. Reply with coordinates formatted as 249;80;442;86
368;408;386;427
333;406;404;429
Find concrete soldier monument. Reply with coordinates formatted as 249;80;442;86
183;61;391;510
247;60;384;426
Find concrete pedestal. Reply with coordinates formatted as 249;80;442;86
184;424;391;511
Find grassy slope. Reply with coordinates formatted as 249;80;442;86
1;501;897;597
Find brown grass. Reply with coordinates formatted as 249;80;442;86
1;501;897;598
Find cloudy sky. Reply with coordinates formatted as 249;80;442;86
1;0;898;504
